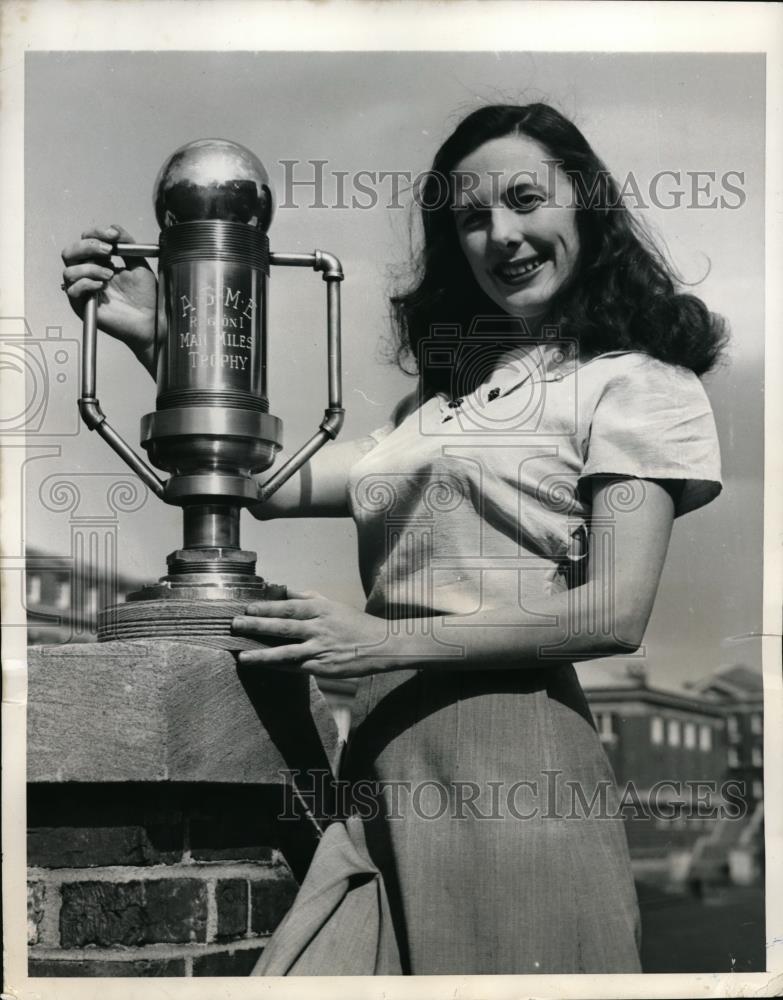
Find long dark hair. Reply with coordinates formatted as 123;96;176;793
391;103;728;394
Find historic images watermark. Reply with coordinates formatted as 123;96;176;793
276;769;749;824
0;315;149;646
279;160;748;211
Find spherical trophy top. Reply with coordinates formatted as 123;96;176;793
153;139;274;230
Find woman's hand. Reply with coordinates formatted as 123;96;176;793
61;224;157;375
232;590;392;678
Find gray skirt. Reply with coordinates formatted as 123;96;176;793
255;662;641;976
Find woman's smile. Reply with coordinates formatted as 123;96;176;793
493;253;549;285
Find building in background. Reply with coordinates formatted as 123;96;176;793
577;661;734;858
25;547;144;646
686;664;764;813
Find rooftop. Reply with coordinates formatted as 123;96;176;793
577;658;761;714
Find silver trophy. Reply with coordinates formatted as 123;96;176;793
77;139;344;645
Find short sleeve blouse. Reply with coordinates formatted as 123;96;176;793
347;347;722;618
579;352;722;516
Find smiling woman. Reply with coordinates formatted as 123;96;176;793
233;104;727;976
60;100;727;977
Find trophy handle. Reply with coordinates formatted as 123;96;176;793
78;242;166;497
255;250;345;504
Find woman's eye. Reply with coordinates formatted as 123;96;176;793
507;192;545;212
457;209;488;231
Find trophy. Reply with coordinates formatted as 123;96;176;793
78;139;344;647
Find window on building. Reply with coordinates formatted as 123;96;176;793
699;724;712;752
727;747;740;768
684;722;696;749
650;716;664;745
87;587;98;613
54;578;71;610
594;712;616;744
751;746;763;767
750;714;762;735
667;719;681;747
27;574;41;604
753;780;764;800
727;714;740;742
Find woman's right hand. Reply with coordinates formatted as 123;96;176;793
61;224;157;374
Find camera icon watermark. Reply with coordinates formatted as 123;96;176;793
0;315;149;650
417;317;579;436
0;317;80;436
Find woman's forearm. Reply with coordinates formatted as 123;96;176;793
376;584;645;673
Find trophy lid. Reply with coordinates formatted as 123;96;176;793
153;139;273;230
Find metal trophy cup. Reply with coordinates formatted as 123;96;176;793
78;139;344;647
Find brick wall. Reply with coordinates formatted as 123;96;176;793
27;783;318;977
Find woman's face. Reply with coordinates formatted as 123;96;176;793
452;133;580;323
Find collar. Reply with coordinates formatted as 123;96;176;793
435;345;635;420
485;344;639;391
489;339;578;386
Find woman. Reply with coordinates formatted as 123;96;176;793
61;103;726;975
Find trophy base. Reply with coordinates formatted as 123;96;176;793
125;578;286;603
97;520;289;648
97;579;287;650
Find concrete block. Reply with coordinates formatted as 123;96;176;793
28;958;187;977
216;879;249;940
59;879;207;947
27;883;46;946
28;640;339;784
250;873;298;934
60;881;146;948
28;824;183;868
192;948;263;976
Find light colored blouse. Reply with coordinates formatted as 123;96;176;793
347;344;722;620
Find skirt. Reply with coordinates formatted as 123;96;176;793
254;661;642;975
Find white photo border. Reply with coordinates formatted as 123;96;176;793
2;2;781;999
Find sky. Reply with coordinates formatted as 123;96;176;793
22;51;765;690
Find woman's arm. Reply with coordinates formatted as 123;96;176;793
249;388;421;520
248;436;378;520
233;474;677;675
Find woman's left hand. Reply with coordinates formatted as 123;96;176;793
232;590;392;678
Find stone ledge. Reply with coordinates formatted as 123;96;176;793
28;640;340;784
